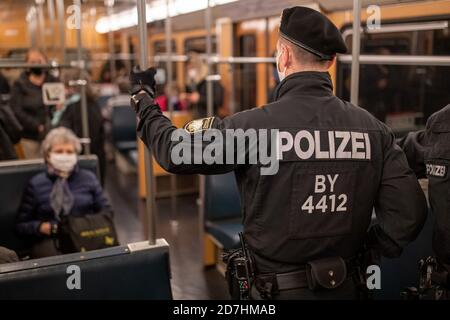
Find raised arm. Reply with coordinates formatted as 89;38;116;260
130;67;242;175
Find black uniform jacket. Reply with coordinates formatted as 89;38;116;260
398;104;450;264
138;71;427;273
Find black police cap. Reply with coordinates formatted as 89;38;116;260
279;6;347;61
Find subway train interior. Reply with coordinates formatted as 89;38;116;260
0;0;449;305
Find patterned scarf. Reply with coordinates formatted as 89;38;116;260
49;176;74;220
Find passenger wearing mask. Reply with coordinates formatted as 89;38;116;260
16;127;111;258
10;49;58;159
182;51;224;118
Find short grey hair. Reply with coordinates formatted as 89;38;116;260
42;127;82;158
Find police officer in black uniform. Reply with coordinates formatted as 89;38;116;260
129;7;428;299
398;105;450;298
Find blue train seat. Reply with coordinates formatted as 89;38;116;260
204;172;243;250
96;95;114;110
0;239;172;299
111;105;138;165
0;156;99;254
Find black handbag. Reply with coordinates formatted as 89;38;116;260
57;211;119;254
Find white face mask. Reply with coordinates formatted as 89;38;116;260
276;48;287;82
188;69;197;82
49;153;77;173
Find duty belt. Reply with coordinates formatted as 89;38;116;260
254;256;359;296
262;270;309;291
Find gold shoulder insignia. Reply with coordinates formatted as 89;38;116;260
184;117;215;134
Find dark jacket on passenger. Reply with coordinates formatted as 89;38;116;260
0;72;10;96
137;71;428;273
58;97;106;183
188;79;224;118
398;104;450;264
10;72;58;141
0;103;22;160
16;166;110;238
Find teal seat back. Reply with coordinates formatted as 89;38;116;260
111;106;137;150
0;156;99;252
204;172;241;222
0;240;172;299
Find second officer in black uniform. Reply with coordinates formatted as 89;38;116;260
398;104;450;298
129;7;428;299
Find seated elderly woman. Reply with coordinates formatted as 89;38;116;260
16;127;111;258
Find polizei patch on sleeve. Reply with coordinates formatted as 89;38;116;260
184;117;215;134
426;163;447;178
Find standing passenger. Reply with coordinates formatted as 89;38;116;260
10;49;58;159
183;51;224;118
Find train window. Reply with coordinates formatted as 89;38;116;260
184;36;219;74
154;40;177;55
343;21;450;56
337;20;450;135
6;48;28;61
6;48;91;64
235;34;257;111
184;36;217;54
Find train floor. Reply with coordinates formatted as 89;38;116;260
104;163;229;300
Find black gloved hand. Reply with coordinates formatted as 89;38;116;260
129;66;157;98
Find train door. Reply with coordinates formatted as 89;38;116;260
234;19;271;111
235;34;257;111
